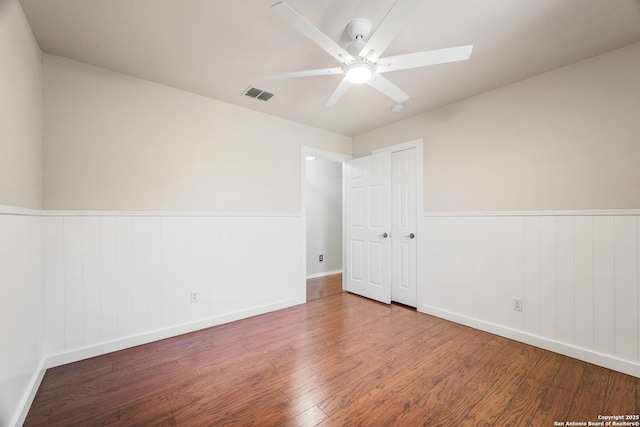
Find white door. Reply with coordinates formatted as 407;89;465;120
345;152;392;303
391;148;417;307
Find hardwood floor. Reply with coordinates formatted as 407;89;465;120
306;273;344;301
25;277;638;426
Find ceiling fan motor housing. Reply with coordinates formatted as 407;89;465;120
347;18;371;41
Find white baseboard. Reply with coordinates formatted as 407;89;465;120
12;357;47;427
306;269;343;279
419;304;640;378
46;297;304;368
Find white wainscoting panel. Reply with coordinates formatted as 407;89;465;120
422;213;640;377
0;210;45;427
44;214;302;366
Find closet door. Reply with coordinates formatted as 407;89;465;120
391;148;417;307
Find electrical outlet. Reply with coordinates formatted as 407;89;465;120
319;255;323;262
190;290;199;303
512;297;523;312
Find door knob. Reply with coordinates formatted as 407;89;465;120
404;233;415;239
378;232;389;239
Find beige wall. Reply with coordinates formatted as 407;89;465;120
43;55;351;212
353;42;640;212
0;0;42;209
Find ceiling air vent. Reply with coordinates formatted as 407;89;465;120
243;86;274;102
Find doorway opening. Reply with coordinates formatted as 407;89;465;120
300;147;351;302
305;156;343;279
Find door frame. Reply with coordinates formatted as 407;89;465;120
300;146;352;301
372;138;424;306
299;139;423;304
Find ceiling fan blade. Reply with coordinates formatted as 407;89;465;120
376;45;473;73
272;2;354;63
358;0;423;62
324;78;352;107
366;73;409;103
267;67;344;79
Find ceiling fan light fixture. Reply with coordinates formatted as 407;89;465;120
270;2;472;106
345;62;373;84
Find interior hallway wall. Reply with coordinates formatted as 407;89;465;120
305;158;343;277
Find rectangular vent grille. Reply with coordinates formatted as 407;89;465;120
243;86;274;102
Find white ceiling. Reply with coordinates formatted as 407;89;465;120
19;0;640;136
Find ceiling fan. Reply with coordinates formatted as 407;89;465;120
267;0;473;107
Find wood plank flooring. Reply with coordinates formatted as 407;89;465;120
25;275;638;426
306;273;343;302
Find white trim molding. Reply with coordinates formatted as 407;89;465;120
12;359;46;427
425;209;640;217
0;203;42;216
44;210;301;217
420;304;640;378
306;269;343;279
372;138;423;155
45;297;303;368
